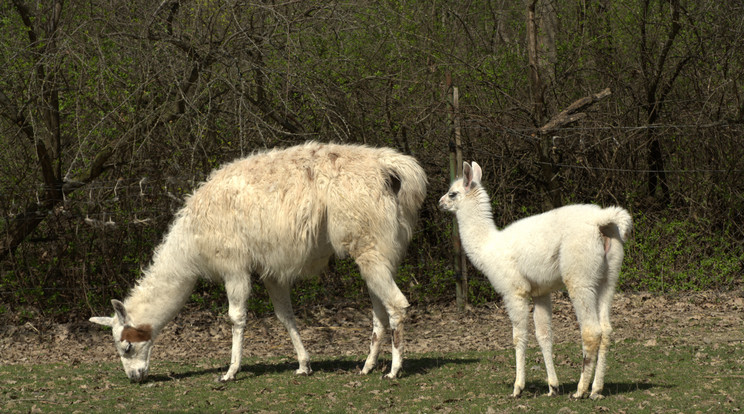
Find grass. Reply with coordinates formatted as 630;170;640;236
2;341;742;413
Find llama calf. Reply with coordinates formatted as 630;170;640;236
439;161;632;399
90;141;427;383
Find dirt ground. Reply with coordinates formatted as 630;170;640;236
1;291;743;369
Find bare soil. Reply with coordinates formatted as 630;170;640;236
1;291;743;369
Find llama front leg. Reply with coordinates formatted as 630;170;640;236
264;278;312;375
505;296;530;397
360;294;389;375
533;294;559;396
221;278;251;382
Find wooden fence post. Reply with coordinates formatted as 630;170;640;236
448;84;468;309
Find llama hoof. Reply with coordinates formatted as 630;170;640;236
218;374;234;382
511;388;523;398
295;368;313;376
570;391;587;399
589;392;604;400
359;364;375;375
547;385;559;397
382;372;398;380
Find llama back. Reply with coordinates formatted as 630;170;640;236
546;204;633;245
500;204;631;255
180;142;425;281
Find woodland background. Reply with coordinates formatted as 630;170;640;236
1;0;742;322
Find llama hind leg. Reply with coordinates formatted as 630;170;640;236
533;294;559;396
566;285;602;399
221;277;251;382
357;254;409;379
591;273;619;399
264;278;312;375
360;293;389;375
590;293;612;400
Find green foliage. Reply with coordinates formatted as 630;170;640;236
620;213;744;292
189;280;227;314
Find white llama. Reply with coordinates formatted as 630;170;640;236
90;141;427;383
439;161;632;399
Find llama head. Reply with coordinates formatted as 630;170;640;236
439;161;482;212
90;299;154;383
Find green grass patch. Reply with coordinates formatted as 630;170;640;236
2;341;742;413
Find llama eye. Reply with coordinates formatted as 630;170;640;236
449;192;457;199
123;342;133;354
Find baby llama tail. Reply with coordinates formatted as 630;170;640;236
597;206;633;242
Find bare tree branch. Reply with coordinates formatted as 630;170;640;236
539;88;612;135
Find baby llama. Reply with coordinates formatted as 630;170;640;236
439;161;631;399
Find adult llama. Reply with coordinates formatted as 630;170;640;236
440;161;631;399
90;141;427;383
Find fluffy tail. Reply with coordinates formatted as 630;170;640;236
597;206;633;242
378;151;428;241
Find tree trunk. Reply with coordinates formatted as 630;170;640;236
640;0;687;204
527;0;562;209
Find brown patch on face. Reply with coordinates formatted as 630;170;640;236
121;324;152;343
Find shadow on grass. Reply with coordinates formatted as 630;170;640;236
602;381;671;396
147;366;226;383
518;380;669;398
147;355;480;383
242;355;480;378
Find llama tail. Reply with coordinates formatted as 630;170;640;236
597;206;633;242
378;150;428;241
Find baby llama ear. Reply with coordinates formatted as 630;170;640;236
471;162;483;184
462;162;473;188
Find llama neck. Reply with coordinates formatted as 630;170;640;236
455;188;500;266
123;218;199;336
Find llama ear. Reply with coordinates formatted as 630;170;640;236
471;162;483;184
462;162;473;188
111;299;130;325
89;316;114;327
